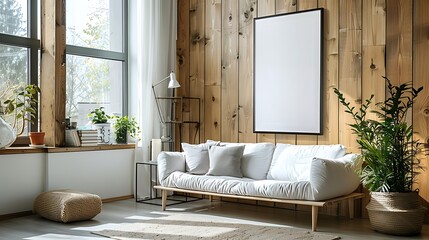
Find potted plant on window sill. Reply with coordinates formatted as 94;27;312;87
1;84;43;148
88;107;111;144
334;77;426;236
112;116;140;144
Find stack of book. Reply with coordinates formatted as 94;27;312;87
65;129;81;147
79;130;99;146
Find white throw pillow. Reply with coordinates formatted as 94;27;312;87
207;145;245;177
267;144;346;181
182;141;219;174
241;143;275;180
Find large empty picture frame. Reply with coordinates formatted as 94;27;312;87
253;8;323;134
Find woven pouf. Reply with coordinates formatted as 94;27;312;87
33;190;102;223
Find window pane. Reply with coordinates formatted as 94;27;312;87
0;44;28;99
0;44;28;134
66;55;122;127
0;0;27;37
66;0;123;52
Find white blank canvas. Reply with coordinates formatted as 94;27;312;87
254;9;323;134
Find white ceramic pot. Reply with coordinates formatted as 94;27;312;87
0;116;16;148
94;123;111;144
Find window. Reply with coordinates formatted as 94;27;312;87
66;0;128;127
0;0;40;133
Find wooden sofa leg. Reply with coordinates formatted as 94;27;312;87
312;206;319;232
348;198;354;219
161;190;167;211
209;195;213;202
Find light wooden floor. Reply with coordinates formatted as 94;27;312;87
0;198;428;239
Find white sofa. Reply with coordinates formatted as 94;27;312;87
156;142;363;231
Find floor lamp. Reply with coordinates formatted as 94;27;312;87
152;71;181;143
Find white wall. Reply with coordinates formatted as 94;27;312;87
0;149;134;216
46;149;134;199
0;154;45;215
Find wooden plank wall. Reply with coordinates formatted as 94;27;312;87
176;0;429;218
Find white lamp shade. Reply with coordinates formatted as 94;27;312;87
168;72;181;88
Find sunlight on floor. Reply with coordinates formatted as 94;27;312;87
125;215;156;220
148;211;291;228
71;223;123;232
24;233;105;240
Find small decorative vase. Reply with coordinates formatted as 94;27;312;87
0;116;16;148
95;123;111;144
29;132;45;145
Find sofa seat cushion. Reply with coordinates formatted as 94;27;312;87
161;171;316;200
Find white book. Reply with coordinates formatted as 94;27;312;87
65;130;81;147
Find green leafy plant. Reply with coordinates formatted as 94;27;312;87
334;77;424;192
88;107;110;124
2;84;40;136
112;116;140;143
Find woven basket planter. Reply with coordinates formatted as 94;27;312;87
366;192;426;236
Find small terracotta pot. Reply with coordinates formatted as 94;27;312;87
29;132;45;145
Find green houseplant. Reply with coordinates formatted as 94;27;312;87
3;84;40;136
112;116;140;144
88;107;110;124
1;84;44;146
334;77;426;235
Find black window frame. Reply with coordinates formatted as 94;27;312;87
65;0;129;117
0;0;40;134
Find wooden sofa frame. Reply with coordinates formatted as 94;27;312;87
154;186;364;231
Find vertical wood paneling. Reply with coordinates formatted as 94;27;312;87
257;0;275;17
386;0;412;87
256;0;276;144
318;0;339;146
413;0;429;206
221;0;239;142
205;86;222;141
238;0;257;143
362;0;386;121
205;0;222;141
275;0;296;14
295;0;318;145
317;0;340;216
189;0;205;144
363;0;386;46
360;0;386;218
176;0;190;150
275;0;297;145
175;0;429;220
205;0;222;87
338;0;362;153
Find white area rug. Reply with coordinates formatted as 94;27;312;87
92;213;340;240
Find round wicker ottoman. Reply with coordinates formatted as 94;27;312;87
33;190;102;223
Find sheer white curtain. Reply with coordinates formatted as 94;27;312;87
129;0;177;198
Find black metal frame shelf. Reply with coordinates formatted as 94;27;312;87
156;96;201;151
135;161;200;206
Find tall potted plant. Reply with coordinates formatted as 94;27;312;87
334;77;426;236
1;84;43;147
